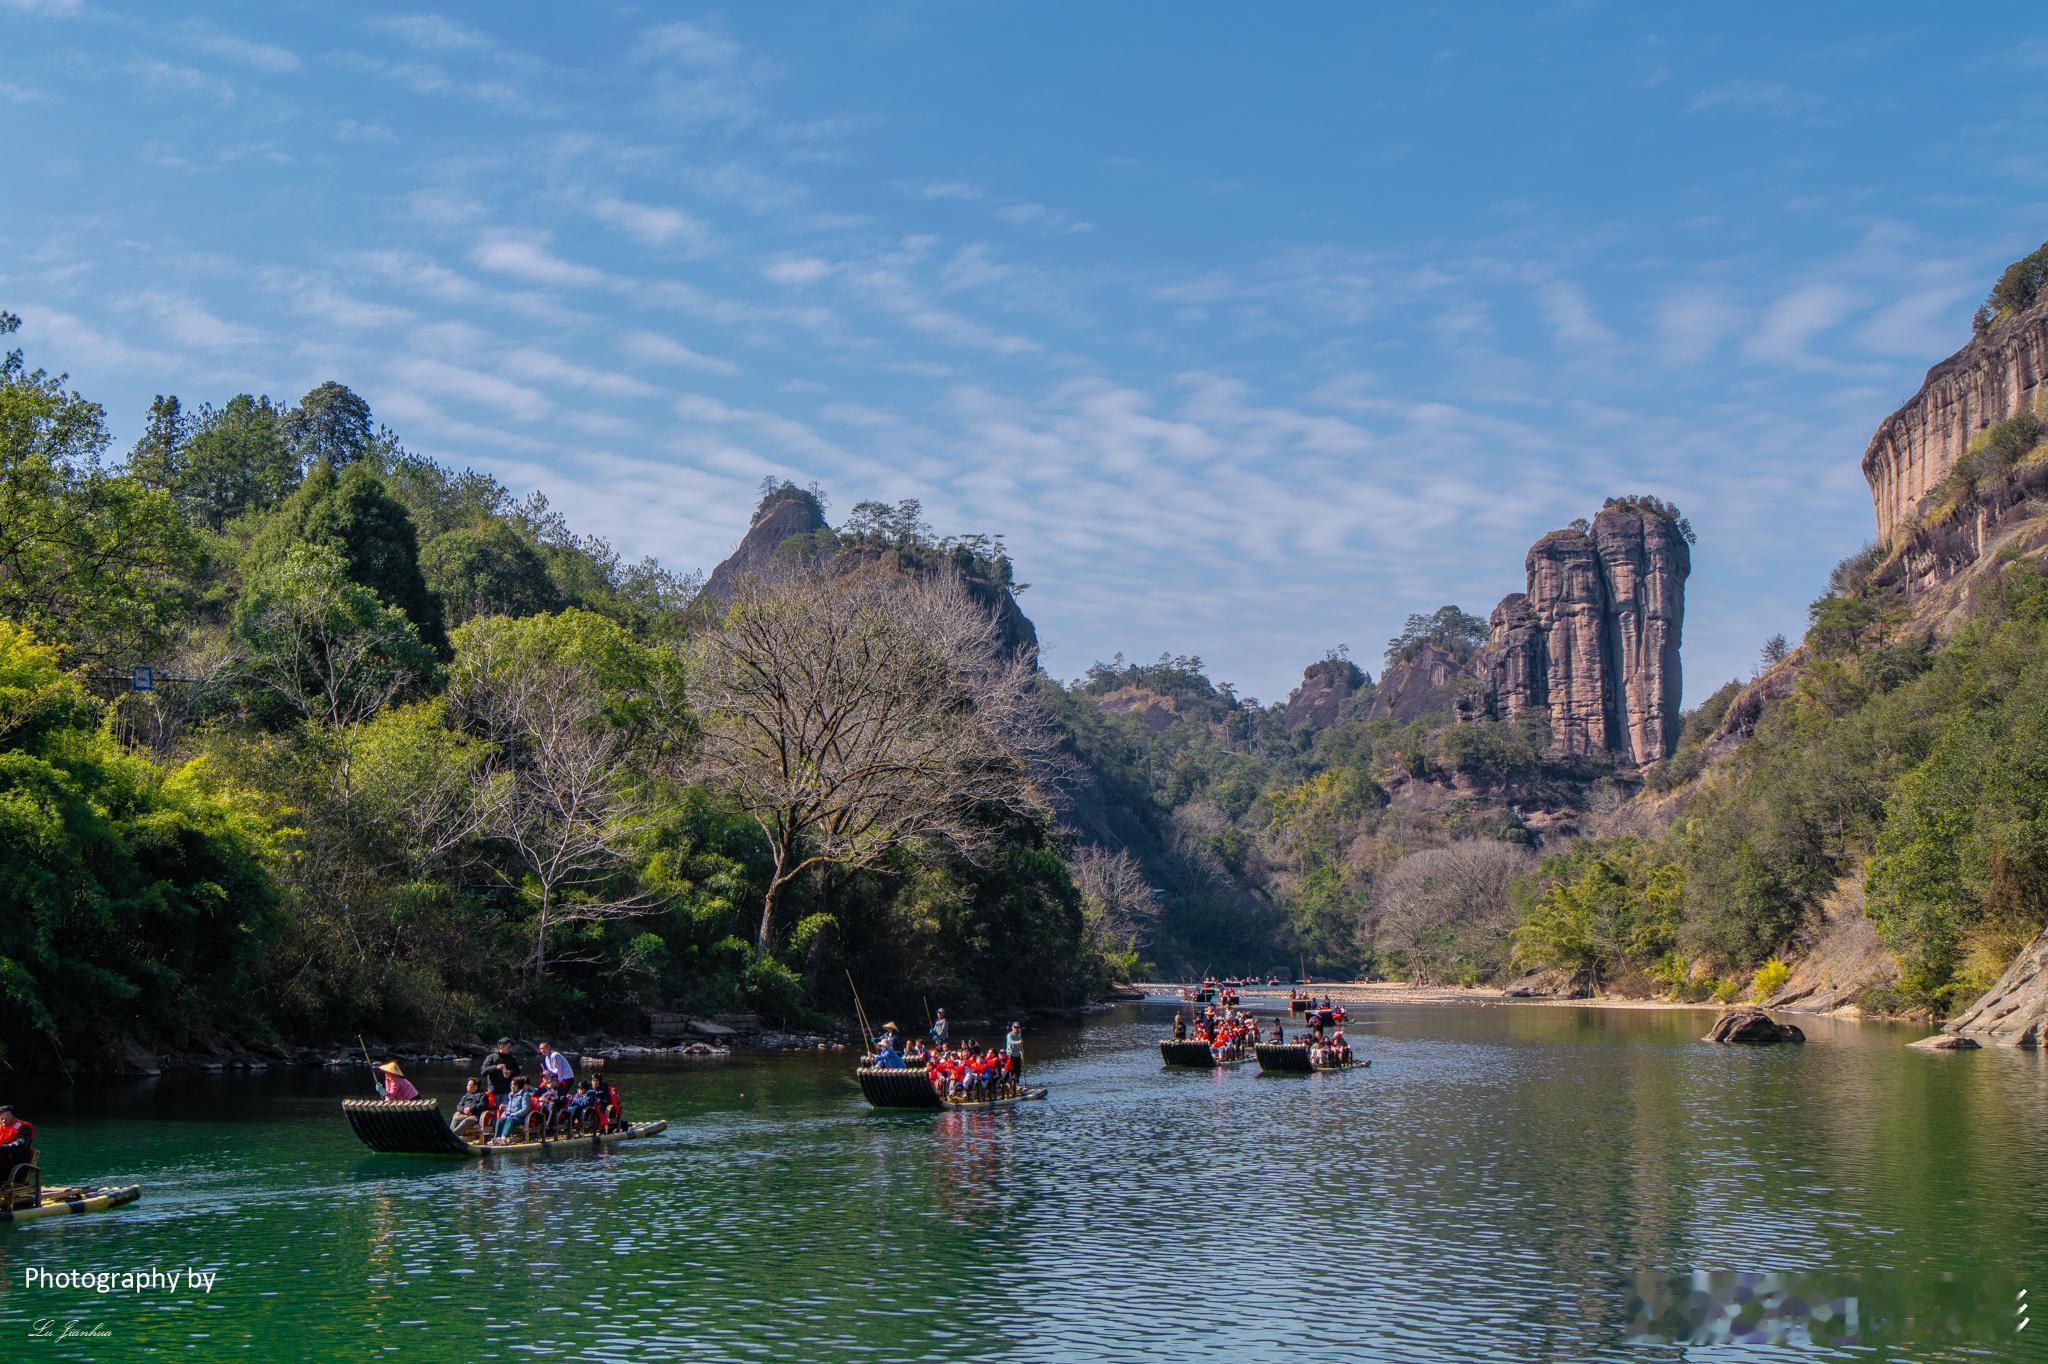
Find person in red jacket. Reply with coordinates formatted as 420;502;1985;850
0;1106;34;1178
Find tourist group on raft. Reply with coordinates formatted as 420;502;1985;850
867;1009;1030;1103
1172;1000;1357;1067
371;1039;626;1144
1172;1003;1259;1057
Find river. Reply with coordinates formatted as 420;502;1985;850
4;999;2046;1360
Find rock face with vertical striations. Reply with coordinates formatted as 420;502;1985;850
1468;505;1690;767
1523;528;1612;758
1862;295;2048;544
1593;507;1690;765
703;494;829;604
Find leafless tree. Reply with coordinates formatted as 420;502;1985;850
691;563;1053;952
450;619;685;979
1069;844;1160;950
1370;838;1535;984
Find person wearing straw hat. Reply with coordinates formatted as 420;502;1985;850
872;1022;904;1068
375;1060;420;1102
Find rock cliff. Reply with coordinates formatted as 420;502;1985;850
1943;925;2048;1046
1367;643;1466;723
1283;659;1366;729
1471;506;1690;766
703;494;829;603
1863;296;2048;543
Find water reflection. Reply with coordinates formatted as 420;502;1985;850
1;1002;2045;1360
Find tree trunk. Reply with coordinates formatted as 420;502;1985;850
757;878;785;955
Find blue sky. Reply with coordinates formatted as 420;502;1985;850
6;2;2046;705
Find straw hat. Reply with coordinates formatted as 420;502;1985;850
377;1061;405;1076
881;1021;898;1031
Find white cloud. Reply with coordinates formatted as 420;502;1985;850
762;256;833;286
618;330;741;376
371;14;497;54
14;305;158;371
1535;280;1615;351
402;356;551;422
590;196;718;254
180;21;300;73
129;291;262;349
1653;287;1743;367
406;188;486;228
501;346;656;399
822;403;903;428
1688;79;1820;115
1743;282;1864;365
641;22;743;67
471;231;608;289
127;59;235;102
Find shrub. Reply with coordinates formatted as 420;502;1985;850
1748;957;1790;1002
1710;977;1742;1004
1974;239;2048;331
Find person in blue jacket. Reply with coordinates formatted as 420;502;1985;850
872;1022;904;1067
492;1077;533;1142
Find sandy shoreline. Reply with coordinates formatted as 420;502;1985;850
1136;980;1724;1013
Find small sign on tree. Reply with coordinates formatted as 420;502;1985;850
131;664;155;693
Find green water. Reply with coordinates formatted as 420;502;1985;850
4;1001;2047;1360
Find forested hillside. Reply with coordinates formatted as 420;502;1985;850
1050;247;2048;1026
0;310;1121;1070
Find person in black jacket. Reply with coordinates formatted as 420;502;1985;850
480;1039;520;1098
450;1079;490;1139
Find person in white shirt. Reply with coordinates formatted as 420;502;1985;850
538;1042;574;1086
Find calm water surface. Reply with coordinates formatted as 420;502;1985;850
4;1000;2047;1361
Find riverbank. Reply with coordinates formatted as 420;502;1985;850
1139;980;1728;1013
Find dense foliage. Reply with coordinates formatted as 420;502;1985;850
0;313;1110;1067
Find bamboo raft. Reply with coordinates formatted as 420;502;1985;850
341;1098;668;1157
856;1068;1047;1111
1254;1044;1367;1074
0;1184;143;1225
1158;1040;1251;1067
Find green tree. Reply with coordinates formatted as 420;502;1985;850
0;312;198;662
420;520;562;627
284;381;374;471
248;460;447;651
170;393;298;530
0;619;282;1065
1975;239;2048;331
1385;605;1489;666
1512;838;1683;990
233;543;440;734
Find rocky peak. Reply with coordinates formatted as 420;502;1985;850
1470;504;1689;766
703;494;828;603
1283;658;1366;729
1367;642;1466;723
1863;294;2048;544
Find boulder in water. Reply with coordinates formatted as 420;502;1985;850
1704;1007;1805;1045
1908;1032;1981;1051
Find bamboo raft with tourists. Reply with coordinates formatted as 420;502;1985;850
341;1041;667;1158
0;1103;142;1226
2;1179;143;1226
1157;1039;1251;1067
341;1098;669;1157
1255;1041;1367;1074
849;979;1043;1111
